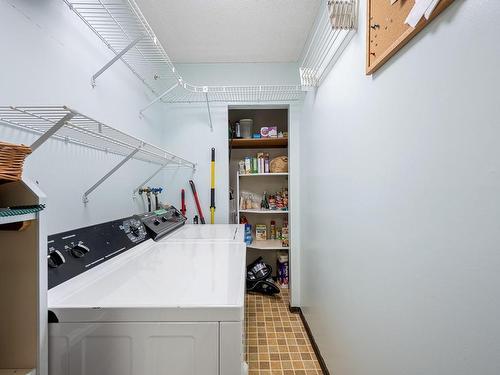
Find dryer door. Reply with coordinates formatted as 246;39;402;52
49;322;219;375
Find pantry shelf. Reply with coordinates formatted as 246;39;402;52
0;370;36;375
230;138;288;149
239;173;288;177
63;0;303;106
0;106;195;202
247;240;289;250
240;209;288;214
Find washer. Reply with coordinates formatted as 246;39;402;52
47;209;247;375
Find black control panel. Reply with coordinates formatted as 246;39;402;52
47;207;186;289
138;206;187;240
47;215;149;289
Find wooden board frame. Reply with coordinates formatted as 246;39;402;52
366;0;455;75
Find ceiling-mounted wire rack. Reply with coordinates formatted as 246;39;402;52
299;0;358;88
63;0;304;110
0;106;195;202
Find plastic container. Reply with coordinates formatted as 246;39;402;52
239;119;253;139
277;253;289;288
244;224;253;245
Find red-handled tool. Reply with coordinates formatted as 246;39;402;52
181;189;186;217
189;180;206;224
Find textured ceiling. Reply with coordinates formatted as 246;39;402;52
135;0;321;63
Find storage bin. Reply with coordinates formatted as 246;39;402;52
270;156;288;173
0;141;32;183
239;119;253;139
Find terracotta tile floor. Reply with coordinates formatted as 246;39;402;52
245;288;323;375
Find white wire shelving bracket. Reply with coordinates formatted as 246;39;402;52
0;106;196;203
63;0;304;128
300;0;358;88
91;34;145;88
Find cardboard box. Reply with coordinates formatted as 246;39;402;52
260;126;278;138
255;224;267;241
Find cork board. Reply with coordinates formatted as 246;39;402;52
366;0;454;75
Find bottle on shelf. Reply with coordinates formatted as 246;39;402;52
257;152;264;174
270;220;276;240
235;121;241;138
244;157;251;174
282;220;289;247
261;191;269;210
238;160;245;175
251;157;258;173
264;153;270;173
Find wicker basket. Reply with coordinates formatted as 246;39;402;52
270;155;288;173
0;141;32;183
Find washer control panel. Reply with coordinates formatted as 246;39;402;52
139;206;187;241
122;216;148;243
48;215;150;289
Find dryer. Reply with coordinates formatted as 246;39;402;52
161;223;244;243
47;208;246;375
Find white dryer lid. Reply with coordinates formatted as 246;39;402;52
48;240;246;322
162;224;244;242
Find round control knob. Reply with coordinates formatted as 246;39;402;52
70;243;90;258
153;219;160;226
48;250;66;268
130;224;141;237
161;216;168;222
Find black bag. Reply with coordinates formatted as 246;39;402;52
246;257;280;295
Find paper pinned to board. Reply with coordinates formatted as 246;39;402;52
424;0;441;19
405;0;442;27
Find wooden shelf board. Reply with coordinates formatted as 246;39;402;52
0;213;36;225
230;137;288;149
240;209;288;214
0;370;36;375
247;240;289;250
239;173;288;177
238;173;288;177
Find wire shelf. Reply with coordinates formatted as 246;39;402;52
300;0;358;88
0;106;195;168
67;0;181;94
162;84;304;104
64;0;304;103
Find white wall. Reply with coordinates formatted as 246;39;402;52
300;1;500;374
0;0;170;234
157;102;228;224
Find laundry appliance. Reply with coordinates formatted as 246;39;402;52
161;223;244;243
47;206;247;375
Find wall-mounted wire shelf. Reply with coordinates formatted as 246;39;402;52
0;106;195;202
159;84;304;104
299;0;358;88
63;0;304;110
